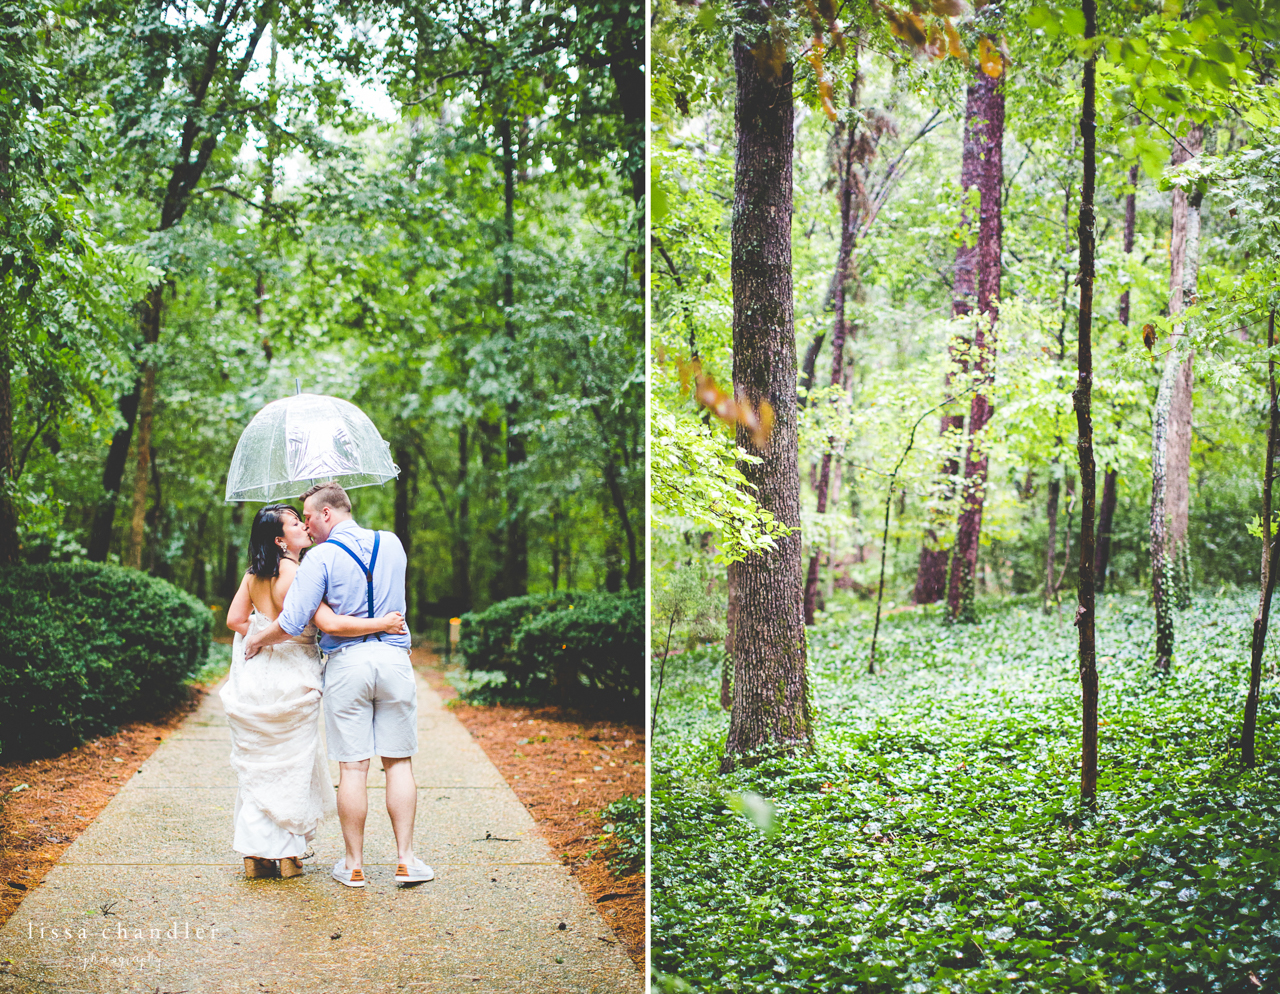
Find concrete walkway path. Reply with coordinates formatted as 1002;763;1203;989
0;665;639;993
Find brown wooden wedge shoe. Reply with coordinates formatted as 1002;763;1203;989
243;856;279;879
279;857;304;878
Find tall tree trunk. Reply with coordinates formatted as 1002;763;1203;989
1075;0;1099;806
719;29;811;772
146;448;163;574
916;70;991;605
222;501;244;600
453;423;472;609
1095;165;1137;592
87;387;141;562
804;72;862;625
946;63;1005;622
0;339;16;565
125;285;164;569
1095;469;1116;590
394;444;413;558
797;331;825;407
602;456;641;590
1150;126;1202;671
549;500;562;591
190;508;209;602
1045;474;1061;608
498;116;528;599
1244;307;1279;769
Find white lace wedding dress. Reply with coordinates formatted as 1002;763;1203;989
220;612;335;859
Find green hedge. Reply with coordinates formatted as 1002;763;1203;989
458;589;643;714
0;562;212;759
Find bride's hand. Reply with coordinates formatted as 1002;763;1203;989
380;611;407;634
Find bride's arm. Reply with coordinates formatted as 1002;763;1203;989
226;573;253;637
313;601;407;636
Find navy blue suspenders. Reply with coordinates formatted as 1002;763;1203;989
327;531;382;642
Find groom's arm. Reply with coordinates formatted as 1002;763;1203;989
243;552;327;659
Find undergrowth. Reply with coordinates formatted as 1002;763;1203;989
652;591;1280;993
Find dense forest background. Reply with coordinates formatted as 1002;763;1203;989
1;0;645;634
653;0;1275;624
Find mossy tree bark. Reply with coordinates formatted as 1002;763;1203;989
917;65;1002;607
1150;126;1202;671
720;28;812;773
946;64;1004;622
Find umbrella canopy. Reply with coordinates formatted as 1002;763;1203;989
225;393;399;503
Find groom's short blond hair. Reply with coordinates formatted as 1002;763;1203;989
300;481;352;513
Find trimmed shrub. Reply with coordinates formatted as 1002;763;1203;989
456;592;578;693
0;562;212;759
458;589;643;715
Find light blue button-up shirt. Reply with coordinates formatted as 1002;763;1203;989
278;519;411;654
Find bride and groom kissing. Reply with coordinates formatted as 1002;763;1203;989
220;480;434;888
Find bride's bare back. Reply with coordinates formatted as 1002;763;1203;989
246;560;298;621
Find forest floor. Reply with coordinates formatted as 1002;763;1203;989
418;653;646;969
652;591;1280;993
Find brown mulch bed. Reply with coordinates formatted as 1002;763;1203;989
419;655;645;970
0;687;208;928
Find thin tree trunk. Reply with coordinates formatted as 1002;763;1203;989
146;447;167;576
190;508;209;602
550;501;562;591
0;339;16;565
1045;474;1060;609
1075;0;1100;807
498;116;528;599
1096;165;1137;591
222;501;244;600
1095;469;1117;591
722;561;737;711
87;387;141;562
453;424;472;608
1244;306;1279;768
805;72;862;624
797;332;825;407
946;63;1004;622
124;285;164;569
394;443;413;559
1151;126;1202;670
720;28;811;772
602;455;641;589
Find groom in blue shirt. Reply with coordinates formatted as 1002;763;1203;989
244;481;434;887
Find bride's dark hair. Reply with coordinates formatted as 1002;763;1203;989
247;504;299;579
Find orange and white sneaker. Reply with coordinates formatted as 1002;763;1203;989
331;859;366;888
394;857;435;884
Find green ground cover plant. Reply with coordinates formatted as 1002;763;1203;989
595;793;646;876
652;593;1280;993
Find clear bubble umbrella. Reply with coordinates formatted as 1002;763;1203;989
225;391;399;503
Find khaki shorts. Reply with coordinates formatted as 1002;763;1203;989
321;642;418;762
